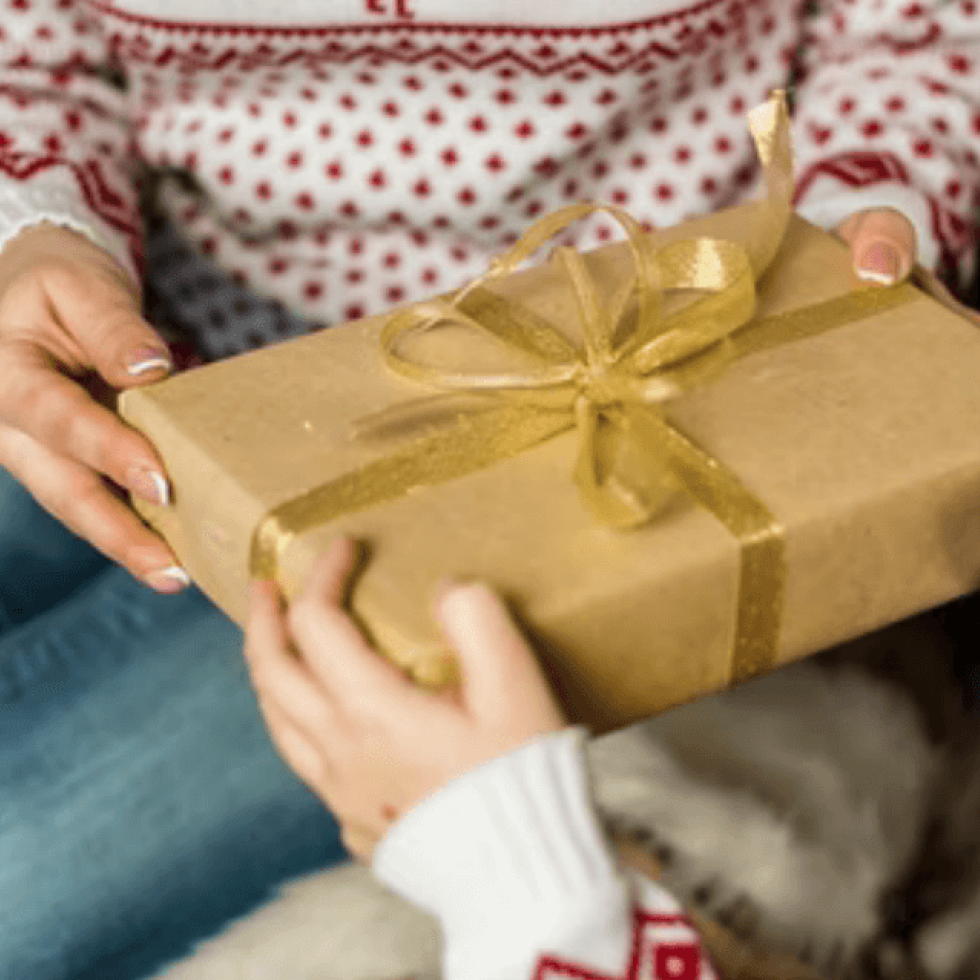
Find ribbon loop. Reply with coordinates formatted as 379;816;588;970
368;88;790;527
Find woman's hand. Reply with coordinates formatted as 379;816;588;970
836;205;980;325
243;538;568;862
0;222;188;593
835;206;919;285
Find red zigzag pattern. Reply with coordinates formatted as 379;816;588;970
0;150;142;268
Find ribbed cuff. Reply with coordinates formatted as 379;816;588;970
794;178;938;272
0;179;139;285
373;727;633;980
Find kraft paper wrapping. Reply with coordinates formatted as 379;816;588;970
119;205;980;734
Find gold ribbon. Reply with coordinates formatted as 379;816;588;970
249;92;916;686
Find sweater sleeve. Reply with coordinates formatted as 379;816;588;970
792;0;980;289
0;0;142;284
372;727;719;980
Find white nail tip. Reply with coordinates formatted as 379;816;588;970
149;470;171;507
127;357;172;376
856;268;896;285
158;566;192;585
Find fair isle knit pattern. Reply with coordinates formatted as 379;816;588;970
0;0;979;362
126;0;800;360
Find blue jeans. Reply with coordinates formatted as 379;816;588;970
0;466;348;980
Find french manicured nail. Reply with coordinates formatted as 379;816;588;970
856;242;902;285
144;566;191;594
127;347;173;376
127;465;170;506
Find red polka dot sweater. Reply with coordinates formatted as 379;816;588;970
0;0;979;363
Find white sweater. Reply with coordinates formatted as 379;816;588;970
0;0;978;362
373;726;720;980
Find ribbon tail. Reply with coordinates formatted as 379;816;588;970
251;403;574;587
741;90;794;280
573;400;680;529
618;405;786;684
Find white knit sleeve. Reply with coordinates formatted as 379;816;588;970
792;0;980;287
0;0;142;284
372;727;718;980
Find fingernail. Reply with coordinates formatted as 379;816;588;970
126;465;170;506
144;566;191;594
127;347;173;376
856;242;902;285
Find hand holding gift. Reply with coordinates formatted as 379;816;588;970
0;220;187;592
835;206;918;285
834;205;980;326
244;536;567;862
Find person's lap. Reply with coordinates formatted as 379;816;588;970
0;464;115;636
0;467;348;980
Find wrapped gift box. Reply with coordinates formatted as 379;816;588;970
119;112;980;734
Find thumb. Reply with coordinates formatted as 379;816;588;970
835;207;918;286
433;582;566;730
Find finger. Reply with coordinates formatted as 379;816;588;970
340;823;378;864
257;694;330;799
0;422;186;590
836;208;917;286
298;536;362;606
245;577;340;736
0;338;174;511
433;582;566;729
288;540;414;701
26;257;175;391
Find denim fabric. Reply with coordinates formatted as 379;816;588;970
0;466;348;980
0;469;113;636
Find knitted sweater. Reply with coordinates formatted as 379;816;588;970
373;726;721;980
0;0;978;364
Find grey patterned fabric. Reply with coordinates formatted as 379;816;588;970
141;207;329;366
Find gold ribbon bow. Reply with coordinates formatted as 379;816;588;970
366;91;792;530
251;91;914;686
